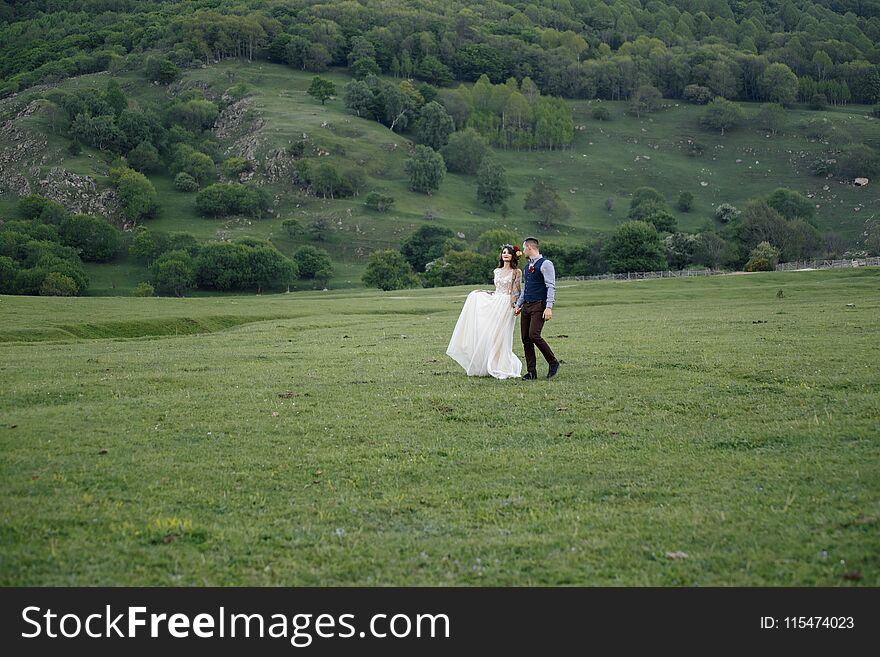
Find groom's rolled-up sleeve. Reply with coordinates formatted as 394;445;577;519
543;260;556;308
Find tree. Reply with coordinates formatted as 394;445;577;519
415;101;455;150
307;77;336;105
172;145;216;184
362;250;419;290
755;103;786;136
221;157;252;178
400;225;454;272
195;183;269;218
441;128;489;174
836;144;880;179
629;84;662;118
294;245;333;284
693;232;735;269
152;250;195;296
715;203;741;223
766;188;815;223
169;100;219;132
103;79;127;118
524;179;570;228
58;214;121;262
145;56;180;84
39;272;78;296
476;159;512;210
114;167;159;223
664;232;698;270
812;51;833;81
628;187;677;233
683;85;713;104
281;218;302;237
174;172;199;192
744;241;780;271
307;215;331;241
405;145;446;194
475;229;521;256
343;80;373;117
312;163;344;199
423;250;493;287
736;200;790;252
761;63;798;105
700;97;744;135
350;56;380;80
127;141;162;173
132;282;155;297
365;191;395;212
676;191;694;212
604;221;668;273
70;112;121;151
129;228;169;264
415;55;453;86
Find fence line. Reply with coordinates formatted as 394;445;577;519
557;257;880;282
775;257;880;271
559;268;723;281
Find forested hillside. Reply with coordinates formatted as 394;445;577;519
1;1;878;296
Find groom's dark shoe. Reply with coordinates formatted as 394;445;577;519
522;372;537;380
547;361;561;379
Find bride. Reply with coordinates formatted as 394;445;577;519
446;244;523;379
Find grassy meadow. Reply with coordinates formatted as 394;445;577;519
1;267;878;585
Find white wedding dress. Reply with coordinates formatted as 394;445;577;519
446;267;523;379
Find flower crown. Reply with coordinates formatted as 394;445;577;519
502;243;523;257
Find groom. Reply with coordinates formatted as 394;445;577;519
514;237;561;380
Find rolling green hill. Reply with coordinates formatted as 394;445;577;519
1;61;878;293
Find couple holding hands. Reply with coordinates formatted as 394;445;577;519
446;237;561;381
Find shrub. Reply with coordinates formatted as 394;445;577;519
132;281;155;297
195;183;270;218
441;128;489;174
676;191;694;212
221;157;252;178
58;213;122;262
174;172;199;192
591;106;611;120
39;272;78;296
293;245;333;285
715;203;741;223
362;250;419;291
475;229;522;256
744;241;780;271
604;221;668;273
281;218;302;237
365;191;395;212
405;145;446;194
809;93;828;110
423;250;494;287
113;167;159;222
127;141;162;173
836;144;880;179
401;225;455;272
152;249;195;296
683;84;713;105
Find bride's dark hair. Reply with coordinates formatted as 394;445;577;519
498;244;520;269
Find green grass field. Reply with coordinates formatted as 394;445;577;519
1;268;878;585
2;61;878;294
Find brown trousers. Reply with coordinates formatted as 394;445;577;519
520;300;558;375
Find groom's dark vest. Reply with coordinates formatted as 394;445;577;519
522;256;548;303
